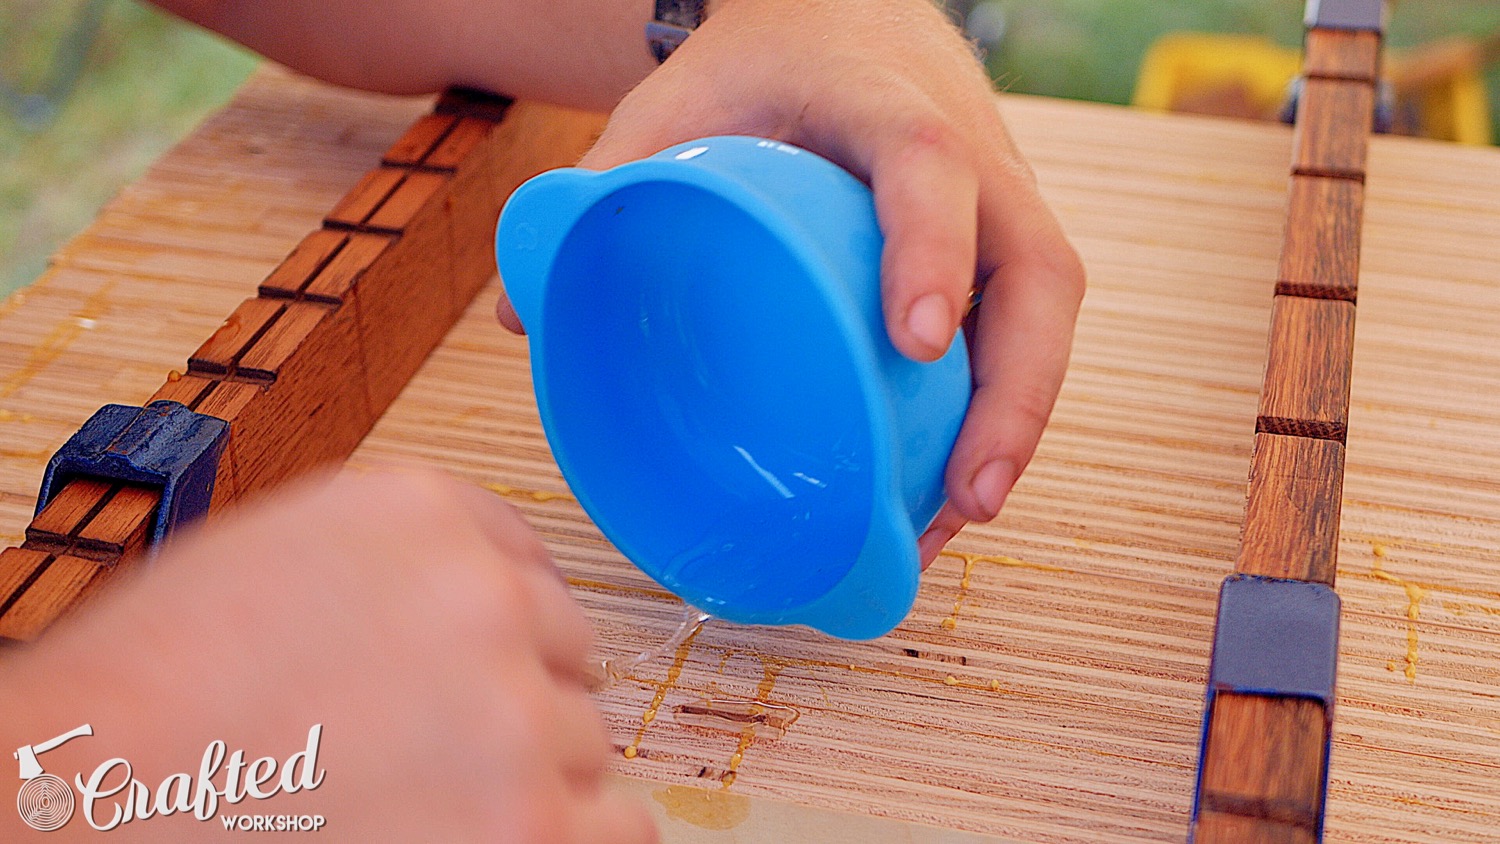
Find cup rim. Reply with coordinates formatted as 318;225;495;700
512;139;920;634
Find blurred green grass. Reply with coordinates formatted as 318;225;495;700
1;0;257;299
2;1;1498;301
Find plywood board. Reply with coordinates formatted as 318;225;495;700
1;67;1497;842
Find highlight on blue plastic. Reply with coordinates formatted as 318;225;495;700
495;136;971;639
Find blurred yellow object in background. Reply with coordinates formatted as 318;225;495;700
1134;34;1302;123
1133;32;1494;145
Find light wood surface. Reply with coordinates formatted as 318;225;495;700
1;66;1498;842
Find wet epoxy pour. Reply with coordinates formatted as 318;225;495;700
588;605;711;693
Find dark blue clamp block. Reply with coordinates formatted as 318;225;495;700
1305;0;1387;33
1279;78;1396;134
36;401;230;548
1207;574;1341;703
1191;574;1342;839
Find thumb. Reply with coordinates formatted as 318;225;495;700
494;87;681;335
494;282;524;334
575;103;682;172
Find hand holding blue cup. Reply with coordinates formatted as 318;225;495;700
496;136;970;639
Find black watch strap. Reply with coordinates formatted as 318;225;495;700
647;0;708;63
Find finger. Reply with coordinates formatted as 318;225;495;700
565;786;660;844
576;109;671;171
495;280;525;334
917;502;967;570
869;122;980;362
576;61;756;172
447;480;598;681
484;657;611;800
514;560;597;686
393;473;597;683
790;80;980;363
944;206;1084;523
530;678;612;791
451;478;558;571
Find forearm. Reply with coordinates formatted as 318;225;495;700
151;0;660;111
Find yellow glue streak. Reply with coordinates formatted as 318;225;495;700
481;482;575;503
937;551;1065;631
0;283;113;403
1372;558;1425;681
940;556;977;630
624;619;705;759
722;659;784;789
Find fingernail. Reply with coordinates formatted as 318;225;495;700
905;293;954;356
972;460;1016;520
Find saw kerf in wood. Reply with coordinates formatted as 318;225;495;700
0;88;605;644
1191;1;1385;842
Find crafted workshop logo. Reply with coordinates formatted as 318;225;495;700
14;724;327;832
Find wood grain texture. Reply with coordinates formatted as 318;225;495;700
187;297;284;377
148;373;219;408
1256;296;1356;442
233;300;337;380
1302;29;1381;82
0;548;51;613
380;113;458;168
610;773;1003;844
424;117;496;170
258;229;349;299
1197;693;1328;836
0;83;602;636
347;100;605;410
24;478;112;548
1292;78;1375;179
443;101;606;320
1277;175;1363;301
1209;34;1377;823
1237;434;1345;585
364;169;451;233
1;70;1498;841
0;554;114;641
1195;810;1315;844
340;160;453;413
323;166;405;229
71;484;158;561
211;301;370;495
301;231;393;304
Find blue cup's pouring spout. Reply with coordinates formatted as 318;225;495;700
496;137;970;640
